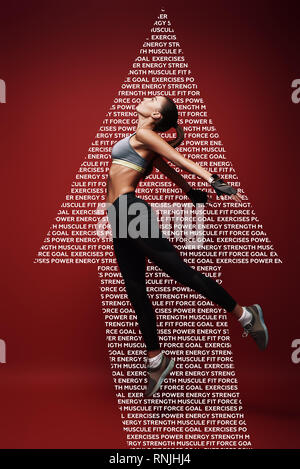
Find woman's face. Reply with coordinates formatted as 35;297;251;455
136;95;166;121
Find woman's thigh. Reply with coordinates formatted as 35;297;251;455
134;233;195;283
112;237;147;288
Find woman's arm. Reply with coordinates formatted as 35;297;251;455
136;128;212;182
152;155;191;193
137;128;242;202
153;156;210;205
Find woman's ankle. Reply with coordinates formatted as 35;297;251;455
231;304;244;319
147;349;161;359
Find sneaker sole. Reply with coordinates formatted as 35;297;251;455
253;303;269;350
146;359;175;397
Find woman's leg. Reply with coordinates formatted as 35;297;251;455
134;224;238;314
111;236;161;353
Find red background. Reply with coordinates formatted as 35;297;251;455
1;0;299;448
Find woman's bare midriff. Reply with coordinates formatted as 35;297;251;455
106;134;156;205
105;164;141;204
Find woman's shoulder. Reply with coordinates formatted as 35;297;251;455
135;129;166;150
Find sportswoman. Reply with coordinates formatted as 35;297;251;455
105;95;268;398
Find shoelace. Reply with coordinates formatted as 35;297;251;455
242;317;255;338
242;329;258;338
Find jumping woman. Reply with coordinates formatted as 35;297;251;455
105;95;268;398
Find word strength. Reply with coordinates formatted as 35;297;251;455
108;452;191;466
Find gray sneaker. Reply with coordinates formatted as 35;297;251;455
144;353;175;398
242;304;269;350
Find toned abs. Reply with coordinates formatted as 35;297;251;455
106;134;156;205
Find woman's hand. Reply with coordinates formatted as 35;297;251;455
228;191;243;203
210;174;243;202
186;188;210;206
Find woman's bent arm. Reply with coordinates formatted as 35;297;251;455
152;155;191;193
136;128;213;182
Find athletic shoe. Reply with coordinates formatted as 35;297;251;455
242;304;269;350
144;353;175;398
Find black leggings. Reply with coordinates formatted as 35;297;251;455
106;191;237;352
